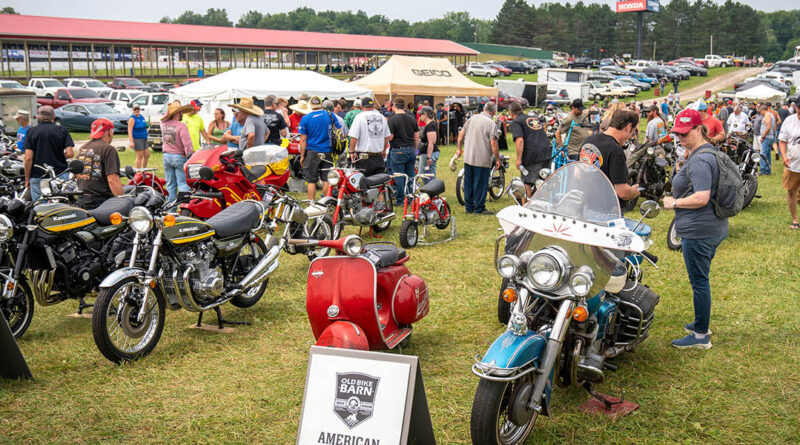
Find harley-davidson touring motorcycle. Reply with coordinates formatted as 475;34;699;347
470;162;661;444
91;197;277;363
623;134;675;212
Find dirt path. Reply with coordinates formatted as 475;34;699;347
654;66;764;102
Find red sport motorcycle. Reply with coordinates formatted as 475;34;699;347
180;144;290;218
294;235;429;350
126;167;166;196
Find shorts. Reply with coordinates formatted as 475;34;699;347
522;160;550;185
782;168;800;191
303;150;333;183
357;153;386;177
133;138;148;151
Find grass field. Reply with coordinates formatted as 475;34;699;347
1;132;799;443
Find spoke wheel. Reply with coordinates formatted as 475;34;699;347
0;278;34;339
456;173;466;205
489;169;506;201
371;189;394;233
667;217;682;251
92;278;165;363
742;173;758;209
471;373;538;445
306;216;335;260
230;238;269;308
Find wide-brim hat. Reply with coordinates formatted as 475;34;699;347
290;100;312;115
161;101;194;121
229;97;264;116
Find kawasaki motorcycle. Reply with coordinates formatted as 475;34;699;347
470;162;661;444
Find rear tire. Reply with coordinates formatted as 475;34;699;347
489;169;505;201
742;173;758;208
0;278;34;339
230;238;269;308
370;188;394;233
456;174;465;205
399;220;418;248
667;217;682;251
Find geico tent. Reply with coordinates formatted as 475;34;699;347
351;55;497;105
734;82;787;103
171;68;373;124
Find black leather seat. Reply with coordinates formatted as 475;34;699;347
241;164;268;183
89;197;135;225
365;243;406;268
206;201;262;238
419;179;445;197
364;173;391;188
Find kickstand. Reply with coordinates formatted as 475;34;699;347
583;382;624;410
77;296;93;314
213;307;250;329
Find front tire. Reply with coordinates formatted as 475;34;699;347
230;238;269;308
0;278;34;339
489;168;506;201
370;188;394;233
92;278;165;363
667;217;682;251
456;174;466;205
399;220;418;248
470;376;539;445
306;216;335;260
742;173;758;208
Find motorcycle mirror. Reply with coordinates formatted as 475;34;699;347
68;160;84;175
124;165;136;179
317;153;326;160
639;200;660;219
116;146;126;152
199;166;215;181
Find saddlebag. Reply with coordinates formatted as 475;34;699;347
608;280;660;347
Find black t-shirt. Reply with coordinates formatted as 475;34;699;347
778;108;790;128
263;109;287;145
388;112;418;148
76;139;121;198
421;121;439;153
510;115;550;165
23;122;74;178
579;133;628;186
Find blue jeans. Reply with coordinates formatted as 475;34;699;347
759;137;774;174
30;171;70;201
681;233;727;335
464;163;490;213
418;151;440;183
388;147;416;205
163;153;190;202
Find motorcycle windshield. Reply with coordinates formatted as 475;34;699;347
525;162;621;225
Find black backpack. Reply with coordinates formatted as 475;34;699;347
685;146;743;218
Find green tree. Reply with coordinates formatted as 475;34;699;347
1;6;19;14
237;10;264;28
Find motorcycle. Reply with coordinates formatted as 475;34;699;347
470;162;661;444
456;154;509;206
723;132;760;208
393;172;455;248
296;235;429;350
503;167;553;206
623;134;675;212
318;153;395;235
91;180;276;363
0;162;161;339
262;184;336;260
180;144;290;219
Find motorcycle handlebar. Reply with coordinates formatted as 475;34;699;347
641;250;658;264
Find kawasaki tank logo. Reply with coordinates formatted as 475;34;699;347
178;227;198;233
52;213;77;221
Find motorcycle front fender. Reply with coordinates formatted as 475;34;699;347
316;196;337;209
457;168;465;178
474;330;547;379
316;320;370;351
99;267;147;289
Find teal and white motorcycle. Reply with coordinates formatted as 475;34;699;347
470;162;661;444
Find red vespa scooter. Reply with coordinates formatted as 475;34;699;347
294;235;429;351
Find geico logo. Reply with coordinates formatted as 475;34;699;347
411;69;452;77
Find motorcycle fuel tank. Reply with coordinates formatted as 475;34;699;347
162;216;215;245
34;203;96;234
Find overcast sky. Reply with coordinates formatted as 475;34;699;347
5;0;797;23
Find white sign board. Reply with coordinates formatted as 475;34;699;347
297;346;435;445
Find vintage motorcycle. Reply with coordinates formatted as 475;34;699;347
393;172;455;248
318;153;395;235
723;132;759;208
296;235;429;350
91;191;276;363
623;134;675;212
456;154;510;205
470;162;661;444
262;184;335;261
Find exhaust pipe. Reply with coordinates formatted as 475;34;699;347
235;244;282;292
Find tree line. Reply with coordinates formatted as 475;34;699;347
157;2;800;62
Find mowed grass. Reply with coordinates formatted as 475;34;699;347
1;139;799;444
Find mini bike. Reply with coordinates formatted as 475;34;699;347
393;172;455;248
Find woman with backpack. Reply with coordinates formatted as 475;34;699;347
663;108;729;350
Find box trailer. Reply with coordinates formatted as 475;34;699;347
493;79;547;107
538;68;592;83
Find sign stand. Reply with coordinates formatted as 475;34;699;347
0;311;32;380
296;346;435;445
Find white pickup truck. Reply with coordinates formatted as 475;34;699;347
626;60;656;72
27;78;66;97
699;55;733;68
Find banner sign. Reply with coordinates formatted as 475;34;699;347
616;0;660;13
297;346;435;445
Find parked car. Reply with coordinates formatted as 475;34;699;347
147;81;174;92
36;88;113;108
617;76;650;91
491;91;529;109
0;80;32;91
524;60;546;69
27;78;66;97
466;64;499;77
588;71;616;83
108;78;153;92
545;89;570;105
699;54;733;68
587;80;635;100
486;64;513;76
747;72;793;86
669;57;705;67
599;58;616;67
642;67;677;82
108;90;146;113
734;79;791;94
628;72;659;85
599;65;630;77
627;60;657;72
174;78;202;88
497;61;533;74
676;63;707;76
127;92;172;119
608;80;639;95
64;78;112;97
445;96;480;110
53;103;130;131
567;57;596;69
536;59;558;68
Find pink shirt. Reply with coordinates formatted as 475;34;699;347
160;119;194;157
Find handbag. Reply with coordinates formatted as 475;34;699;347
327;111;348;156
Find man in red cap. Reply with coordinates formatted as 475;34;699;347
75;118;124;209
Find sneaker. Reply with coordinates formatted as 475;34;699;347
671;333;712;349
476;209;494;215
684;323;712;336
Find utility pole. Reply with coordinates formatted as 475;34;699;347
636;11;643;60
474;23;478;44
653;41;656;60
710;34;713;54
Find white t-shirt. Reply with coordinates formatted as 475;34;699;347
726;112;750;133
349;109;390;153
778;113;800;173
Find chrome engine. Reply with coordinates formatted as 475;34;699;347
182;242;224;301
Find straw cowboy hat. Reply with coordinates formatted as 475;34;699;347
289;100;312;115
229;97;264;116
161;101;194;121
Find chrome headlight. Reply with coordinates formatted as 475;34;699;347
497;255;521;278
327;170;340;186
129;206;153;234
527;247;570;291
39;179;53;197
0;215;13;241
534;179;544;190
538;168;551;179
569;266;595;297
647;146;655;155
343;235;363;256
751;153;760;163
186;164;203;179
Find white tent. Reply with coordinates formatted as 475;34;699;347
171;68;373;124
734;83;787;103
